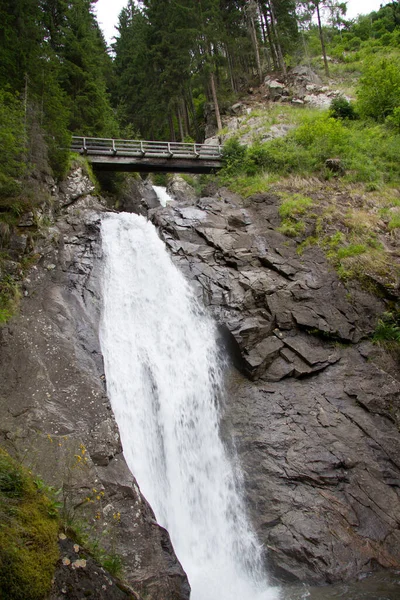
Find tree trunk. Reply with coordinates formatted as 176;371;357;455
168;113;176;141
248;9;263;83
226;46;237;93
209;71;222;131
182;99;190;138
262;4;279;71
177;105;185;141
316;2;330;77
267;0;286;78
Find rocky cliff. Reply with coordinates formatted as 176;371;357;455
1;164;399;594
0;167;190;600
150;184;400;585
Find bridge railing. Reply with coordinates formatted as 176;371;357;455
71;137;222;160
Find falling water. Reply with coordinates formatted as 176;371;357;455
153;185;172;207
100;212;280;600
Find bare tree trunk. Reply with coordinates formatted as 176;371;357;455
258;1;267;43
209;71;222;131
262;4;279;70
177;105;185;141
267;0;286;78
168;114;176;141
226;46;237;93
247;1;263;84
316;2;330;77
182;99;190;138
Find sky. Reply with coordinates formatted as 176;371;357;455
95;0;389;46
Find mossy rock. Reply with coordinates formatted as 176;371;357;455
0;448;59;599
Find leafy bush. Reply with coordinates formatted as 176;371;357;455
221;137;247;173
0;90;26;199
357;57;400;121
385;106;400;131
330;97;358;120
373;312;400;346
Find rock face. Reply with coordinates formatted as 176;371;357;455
149;188;400;584
0;168;189;600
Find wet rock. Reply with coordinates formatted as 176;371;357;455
166;175;197;204
0;173;190;600
119;177;160;215
150;186;400;585
51;536;142;599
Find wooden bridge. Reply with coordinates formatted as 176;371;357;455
71;137;223;174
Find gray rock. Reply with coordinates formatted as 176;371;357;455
167;175;197;204
0;174;189;600
59;167;96;206
149;185;400;586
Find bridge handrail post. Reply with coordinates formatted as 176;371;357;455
112;139;117;155
82;137;87;155
194;143;200;158
167;142;172;158
140;141;145;157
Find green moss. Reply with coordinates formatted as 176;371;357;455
0;274;21;324
388;213;400;230
0;448;59;599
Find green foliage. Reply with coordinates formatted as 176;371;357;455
334;243;367;260
68;518;123;578
386;106;400;131
278;193;313;237
0;448;59;600
221;110;400;188
330;97;357;120
278;194;314;219
221;137;247;173
388;213;400;230
356;57;400;122
0;90;26;198
0;274;21;324
373;311;400;344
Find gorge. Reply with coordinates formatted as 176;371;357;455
0;166;399;599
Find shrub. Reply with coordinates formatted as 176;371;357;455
373;311;400;357
357;57;400;121
0;90;26;199
222;137;247;173
330;97;358;120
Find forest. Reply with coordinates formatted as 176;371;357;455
1;0;400;318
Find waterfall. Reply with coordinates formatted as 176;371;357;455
153;185;172;207
100;212;280;600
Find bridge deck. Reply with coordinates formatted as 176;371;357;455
71;137;223;174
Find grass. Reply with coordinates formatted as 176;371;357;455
373;311;400;359
277;193;314;237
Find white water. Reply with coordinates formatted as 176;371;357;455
100;212;280;600
153;185;173;207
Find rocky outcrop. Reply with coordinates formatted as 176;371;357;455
149;188;400;584
0;167;189;600
118;175;160;215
